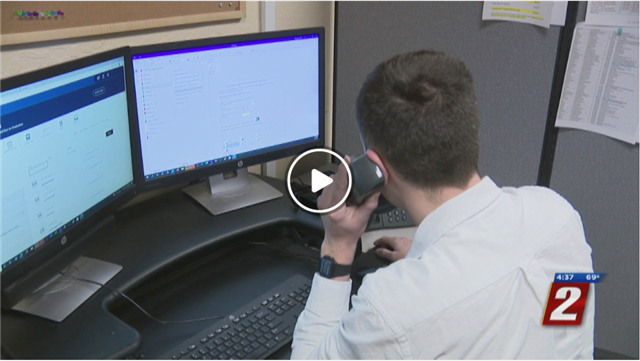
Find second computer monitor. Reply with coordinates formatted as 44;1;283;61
131;28;325;197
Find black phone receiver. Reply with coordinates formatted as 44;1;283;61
348;154;385;206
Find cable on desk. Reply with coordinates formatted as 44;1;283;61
59;270;225;324
57;237;316;325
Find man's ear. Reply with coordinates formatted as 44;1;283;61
366;149;389;184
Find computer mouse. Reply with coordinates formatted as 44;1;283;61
353;245;392;275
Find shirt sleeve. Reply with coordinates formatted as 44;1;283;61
291;273;406;359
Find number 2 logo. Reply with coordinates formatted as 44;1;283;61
542;282;590;326
550;287;581;321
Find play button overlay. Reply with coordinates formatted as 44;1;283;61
311;169;333;193
287;148;352;214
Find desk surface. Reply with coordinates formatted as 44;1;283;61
1;176;323;359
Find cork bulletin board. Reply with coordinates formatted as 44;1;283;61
1;1;246;46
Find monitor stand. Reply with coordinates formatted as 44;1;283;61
183;168;283;215
12;257;122;322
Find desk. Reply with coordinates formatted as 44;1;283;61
1;176;323;359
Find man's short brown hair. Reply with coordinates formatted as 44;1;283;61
356;50;481;190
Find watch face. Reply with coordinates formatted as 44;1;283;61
319;257;332;276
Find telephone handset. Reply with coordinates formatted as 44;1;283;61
348;155;415;228
348;154;385;206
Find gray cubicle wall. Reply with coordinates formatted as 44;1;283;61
333;2;562;187
548;3;639;358
334;1;639;358
551;130;639;358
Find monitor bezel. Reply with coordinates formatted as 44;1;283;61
129;27;326;193
0;47;141;306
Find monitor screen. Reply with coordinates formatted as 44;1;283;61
131;31;322;181
1;56;134;272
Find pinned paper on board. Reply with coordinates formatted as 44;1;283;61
555;23;639;144
482;1;554;28
550;2;569;26
586;1;639;26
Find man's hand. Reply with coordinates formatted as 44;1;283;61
374;236;412;263
317;156;380;274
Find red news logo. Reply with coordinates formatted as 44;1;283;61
542;282;590;325
542;273;603;326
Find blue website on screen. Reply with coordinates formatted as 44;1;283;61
1;57;134;271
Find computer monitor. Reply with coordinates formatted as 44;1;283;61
0;48;139;321
130;27;325;214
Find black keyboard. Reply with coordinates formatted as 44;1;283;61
159;274;311;360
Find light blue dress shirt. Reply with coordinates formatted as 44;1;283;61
292;177;595;359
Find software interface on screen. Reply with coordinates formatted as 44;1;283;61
132;34;320;179
1;57;134;271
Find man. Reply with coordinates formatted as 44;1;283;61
291;50;595;359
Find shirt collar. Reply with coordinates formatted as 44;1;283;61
406;176;502;259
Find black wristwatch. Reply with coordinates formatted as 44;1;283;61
318;256;351;279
